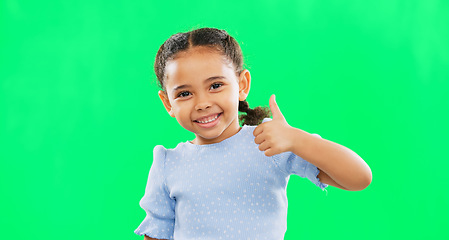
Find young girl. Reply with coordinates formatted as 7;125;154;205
135;28;372;240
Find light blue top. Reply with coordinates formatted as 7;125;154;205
135;123;327;239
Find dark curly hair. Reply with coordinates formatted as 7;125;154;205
154;27;270;126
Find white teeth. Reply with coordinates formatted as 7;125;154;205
197;114;219;123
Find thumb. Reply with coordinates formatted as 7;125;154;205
269;94;284;120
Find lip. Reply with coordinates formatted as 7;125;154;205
193;113;222;128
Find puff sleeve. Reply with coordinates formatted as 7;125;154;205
260;118;327;190
272;149;328;190
135;145;175;239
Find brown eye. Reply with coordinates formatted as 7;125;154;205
177;91;191;98
210;82;223;90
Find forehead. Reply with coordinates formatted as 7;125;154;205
164;47;235;88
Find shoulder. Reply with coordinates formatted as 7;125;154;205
233;125;257;144
153;142;188;156
151;144;186;175
153;145;167;156
153;142;191;167
152;144;184;164
242;125;257;133
151;145;168;169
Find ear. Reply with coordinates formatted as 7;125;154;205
158;90;175;118
238;69;251;101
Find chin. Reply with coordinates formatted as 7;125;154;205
195;128;227;142
196;131;223;140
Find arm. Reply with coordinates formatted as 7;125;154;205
254;95;372;191
144;235;168;240
289;128;371;191
137;146;174;240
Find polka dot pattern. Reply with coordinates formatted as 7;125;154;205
135;125;327;239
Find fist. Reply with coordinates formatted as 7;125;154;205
253;95;295;157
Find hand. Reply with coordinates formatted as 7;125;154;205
253;94;296;157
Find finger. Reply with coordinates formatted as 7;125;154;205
258;141;270;152
264;148;278;157
269;94;284;121
254;134;265;145
253;124;265;137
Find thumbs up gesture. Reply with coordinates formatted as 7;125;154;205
253;94;296;157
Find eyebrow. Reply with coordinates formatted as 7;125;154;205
172;76;226;94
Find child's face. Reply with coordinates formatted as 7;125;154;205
159;47;250;145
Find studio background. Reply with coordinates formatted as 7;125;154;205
1;0;448;239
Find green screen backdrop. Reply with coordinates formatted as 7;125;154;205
1;0;448;239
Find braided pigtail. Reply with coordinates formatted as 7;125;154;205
238;100;271;126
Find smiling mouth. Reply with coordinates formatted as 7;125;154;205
194;113;222;124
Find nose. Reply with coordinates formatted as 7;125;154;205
194;94;212;111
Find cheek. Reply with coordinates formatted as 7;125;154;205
222;93;240;111
172;102;192;118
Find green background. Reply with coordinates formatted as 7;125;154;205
1;0;448;239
